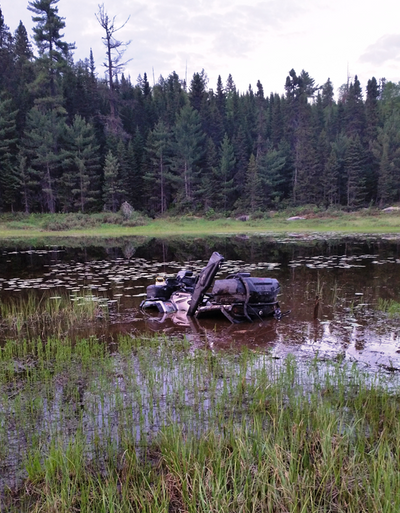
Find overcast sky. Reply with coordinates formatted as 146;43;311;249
2;0;400;97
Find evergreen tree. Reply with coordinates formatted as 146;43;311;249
189;69;208;113
23;106;66;212
60;115;100;212
215;133;236;212
102;150;122;212
170;104;205;208
17;153;32;213
343;76;365;139
12;21;35;135
373;111;400;205
28;0;74;101
144;120;173;214
241;154;262;214
216;75;226;120
232;124;250;201
0;8;14;93
270;93;284;147
198;136;218;211
125;127;145;209
165;72;187;128
321;148;340;206
344;135;366;208
0;95;19;210
259;141;289;207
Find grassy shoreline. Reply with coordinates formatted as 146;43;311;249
1;210;400;240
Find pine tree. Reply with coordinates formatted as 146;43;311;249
60;115;100;212
28;0;74;101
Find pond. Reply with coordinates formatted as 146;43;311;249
3;233;400;503
1;233;400;372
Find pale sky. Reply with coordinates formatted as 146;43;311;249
2;0;400;97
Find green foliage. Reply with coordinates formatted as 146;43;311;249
1;3;400;216
60;115;100;212
0;94;18;210
170;103;205;209
102;150;123;212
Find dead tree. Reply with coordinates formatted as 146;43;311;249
95;4;131;120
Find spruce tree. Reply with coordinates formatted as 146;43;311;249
144;120;172;214
259;141;288;208
0;8;14;93
189;70;208;113
13;21;35;135
170;104;205;209
23;106;66;212
241;154;262;214
321;148;340;206
215;133;236;212
344;135;366;208
102;150;123;212
373;111;400;205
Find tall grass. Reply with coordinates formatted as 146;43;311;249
376;297;400;317
0;291;107;339
1;333;400;511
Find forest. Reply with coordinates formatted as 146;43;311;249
1;0;400;217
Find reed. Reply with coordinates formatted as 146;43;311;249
0;291;107;339
1;333;400;512
376;297;400;317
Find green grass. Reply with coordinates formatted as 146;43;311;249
376;298;400;317
1;333;400;511
0;291;107;340
1;210;400;240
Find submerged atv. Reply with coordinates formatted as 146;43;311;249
140;252;282;323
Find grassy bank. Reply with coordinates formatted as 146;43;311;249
1;333;400;512
1;210;400;240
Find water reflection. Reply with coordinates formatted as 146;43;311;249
1;235;400;371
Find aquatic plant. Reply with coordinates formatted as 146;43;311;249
377;298;400;318
0;291;107;339
1;333;400;511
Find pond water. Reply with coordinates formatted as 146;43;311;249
1;234;400;373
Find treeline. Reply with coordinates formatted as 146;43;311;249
1;2;400;216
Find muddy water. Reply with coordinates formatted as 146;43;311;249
1;234;400;371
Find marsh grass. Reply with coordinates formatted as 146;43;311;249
0;291;107;340
376;298;400;318
1;333;400;512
